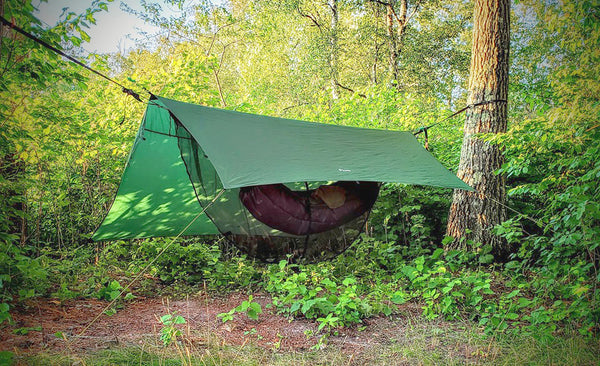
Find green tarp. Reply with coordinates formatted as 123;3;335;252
93;96;471;241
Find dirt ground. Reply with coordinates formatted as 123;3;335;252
1;292;485;363
1;293;411;351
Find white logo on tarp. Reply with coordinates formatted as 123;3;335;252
338;168;351;172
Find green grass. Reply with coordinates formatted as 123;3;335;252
492;333;600;366
360;323;600;365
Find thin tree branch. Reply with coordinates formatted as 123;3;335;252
213;68;226;107
334;80;367;98
211;40;241;108
296;5;323;29
405;0;421;24
368;0;392;6
372;0;419;33
280;102;310;114
206;21;236;56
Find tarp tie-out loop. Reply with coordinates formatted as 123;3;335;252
0;15;144;102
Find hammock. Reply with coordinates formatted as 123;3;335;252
92;96;471;260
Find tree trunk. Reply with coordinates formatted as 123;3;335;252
386;3;399;87
396;0;407;39
385;0;408;90
445;0;510;258
329;0;339;100
370;2;380;85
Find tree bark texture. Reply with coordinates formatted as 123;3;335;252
446;0;510;257
386;4;399;85
329;0;339;100
385;0;408;90
370;2;380;84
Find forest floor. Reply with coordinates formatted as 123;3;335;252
1;292;598;365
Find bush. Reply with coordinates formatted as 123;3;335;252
0;235;50;323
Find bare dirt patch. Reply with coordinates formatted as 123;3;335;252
0;292;479;363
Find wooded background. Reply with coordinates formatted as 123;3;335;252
0;0;598;342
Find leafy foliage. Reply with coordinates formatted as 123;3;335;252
158;312;186;346
218;295;263;322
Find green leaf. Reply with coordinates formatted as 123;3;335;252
290;301;301;313
506;289;520;299
401;266;418;281
431;248;444;259
301;299;316;314
517;297;533;308
342;277;356;286
317;320;327;331
0;351;14;365
12;326;42;335
249;302;262;314
479;254;494;264
442;236;454;245
506;312;519;320
391;291;407;304
80;30;90;43
160;314;172;324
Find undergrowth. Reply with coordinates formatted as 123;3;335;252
2;224;598;344
6;231;595;342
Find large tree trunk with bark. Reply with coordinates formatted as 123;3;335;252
446;0;510;258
